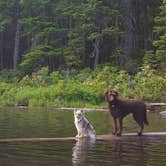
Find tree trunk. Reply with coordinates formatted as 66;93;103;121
13;0;21;71
13;22;21;71
0;33;3;70
93;37;100;69
31;34;39;50
124;0;133;58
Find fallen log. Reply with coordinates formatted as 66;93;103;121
58;107;106;112
0;137;74;143
146;103;166;112
58;103;166;112
98;132;166;141
0;132;165;143
146;103;166;106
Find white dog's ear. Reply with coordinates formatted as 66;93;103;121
79;109;84;113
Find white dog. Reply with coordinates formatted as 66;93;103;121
74;109;96;139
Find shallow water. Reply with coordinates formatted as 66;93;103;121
0;107;166;166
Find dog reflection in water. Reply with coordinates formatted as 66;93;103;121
72;138;95;166
74;109;96;139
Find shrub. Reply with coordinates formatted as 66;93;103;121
0;66;165;107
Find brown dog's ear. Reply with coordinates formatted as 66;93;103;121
111;90;118;97
105;90;110;98
115;91;118;96
104;91;108;96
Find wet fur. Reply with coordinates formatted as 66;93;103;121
74;110;96;139
105;90;148;136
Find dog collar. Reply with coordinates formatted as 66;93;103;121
111;104;115;108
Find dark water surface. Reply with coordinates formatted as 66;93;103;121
0;107;166;166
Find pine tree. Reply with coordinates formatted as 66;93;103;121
153;2;166;73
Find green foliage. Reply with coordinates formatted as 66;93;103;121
0;0;164;75
0;69;17;83
15;0;125;72
143;50;158;69
0;0;165;107
0;67;165;107
152;3;166;73
19;45;58;74
133;66;166;101
0;82;13;96
50;71;62;84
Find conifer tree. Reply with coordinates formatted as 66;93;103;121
153;2;166;72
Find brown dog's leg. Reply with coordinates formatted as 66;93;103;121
112;118;118;135
117;118;123;136
137;123;144;136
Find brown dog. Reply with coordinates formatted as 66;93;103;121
105;90;148;136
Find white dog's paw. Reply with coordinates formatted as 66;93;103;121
75;134;82;138
76;134;89;138
75;135;79;138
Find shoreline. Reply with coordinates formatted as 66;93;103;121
0;102;165;112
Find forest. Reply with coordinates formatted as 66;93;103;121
0;0;165;107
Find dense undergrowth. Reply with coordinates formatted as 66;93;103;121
0;66;165;108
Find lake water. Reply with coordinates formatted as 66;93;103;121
0;107;166;166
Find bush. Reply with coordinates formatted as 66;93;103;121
132;66;166;101
0;69;17;83
0;66;165;107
